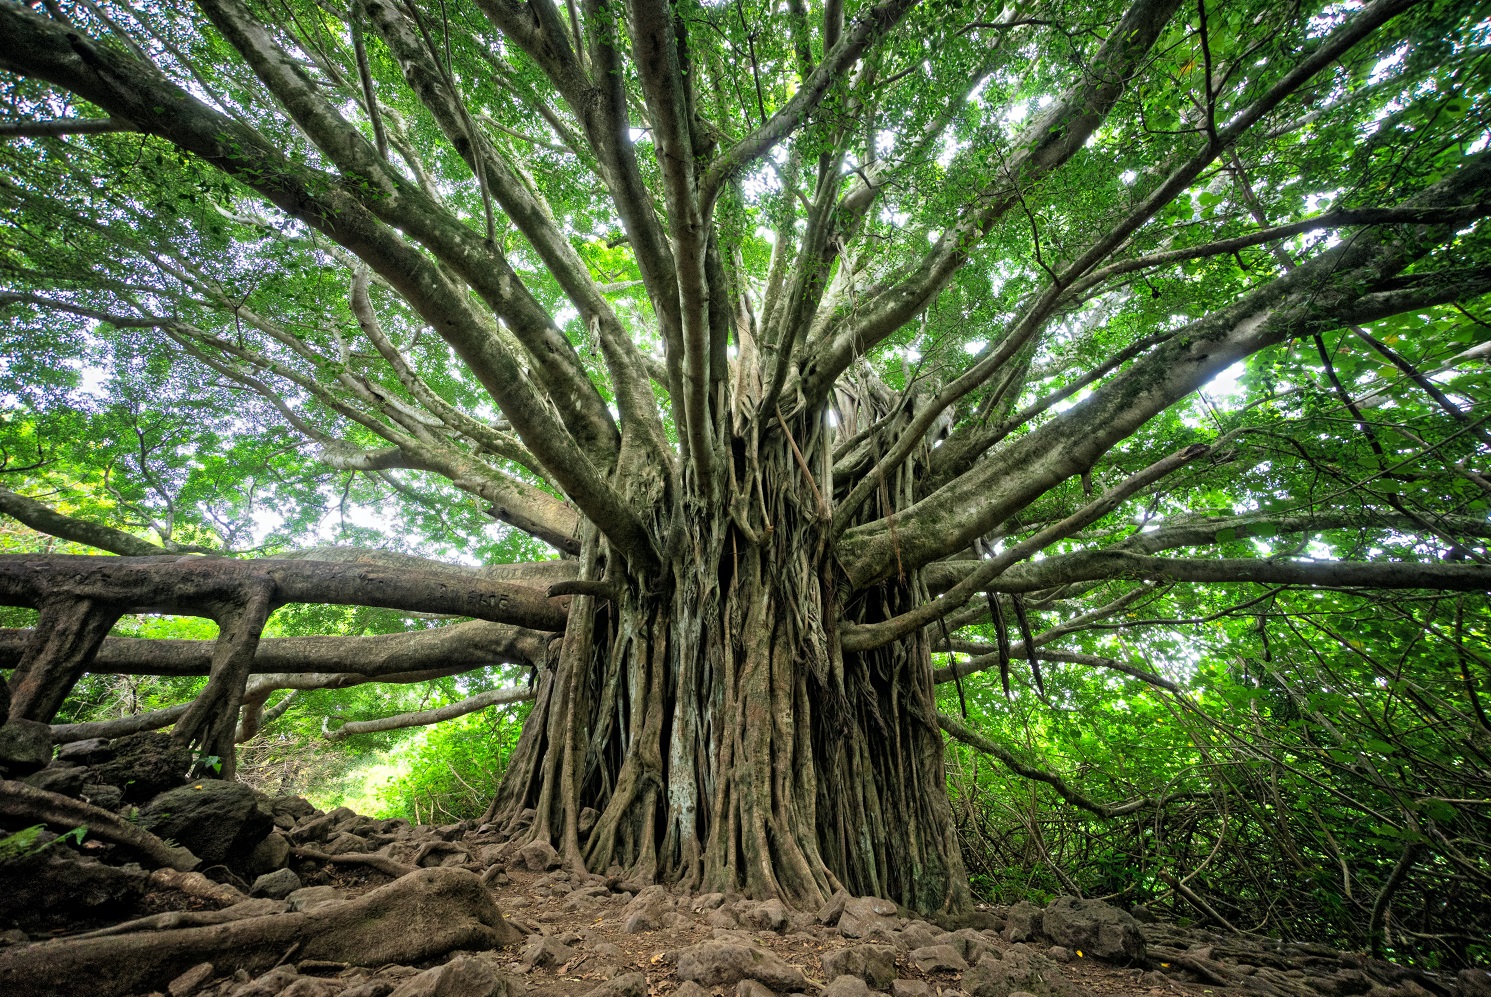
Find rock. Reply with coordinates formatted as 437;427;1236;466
910;944;968;973
57;738;113;764
246;831;291;876
964;946;1072;997
817;888;850;925
585;973;647;997
80;783;123;810
899;923;941;950
516;839;559;871
287;885;344;912
578;807;600;835
1005;902;1044;944
744;898;791;933
675;985;710;997
1041;897;1144;963
738;982;777;997
321;831;369;856
708;906;741;929
0;848;148;929
822;945;898;989
387;953;511;997
823;977;873;997
839;896;899;938
0;719;52;776
941;928;999;966
167;962;216;997
91;732;193;801
591;941;625;963
1128;904;1157;924
276;980;345;997
676;940;808;992
892;982;933;997
1459;970;1491;997
520;935;576;969
23;762;87;796
693;892;727;911
1045;946;1072;963
139;780;274;865
622;909;660;933
251;867;301;899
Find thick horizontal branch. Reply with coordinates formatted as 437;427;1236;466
0;117;134;138
0;486;167;556
956;551;1491;594
0;618;550;676
0;555;571;630
324;684;535;740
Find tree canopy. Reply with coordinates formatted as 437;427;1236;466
1;0;1489;962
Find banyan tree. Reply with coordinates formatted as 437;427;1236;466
1;0;1489;915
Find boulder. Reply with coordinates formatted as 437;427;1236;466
245;831;291;877
586;973;648;997
93;732;192;801
139;780;273;865
387;953;512;997
892;982;933;997
1041;897;1144;963
520;934;575;969
1005;902;1044;944
910;944;968;973
0;719;52;776
822;944;898;989
0;847;148;929
23;762;87;796
250;868;301;900
80;783;123;811
737;982;777;997
516;839;559;871
964;946;1073;997
839;896;899;938
822;977;873;997
675;985;710;997
57;738;113;765
578;807;600;835
743;898;790;933
817;889;850;925
676;939;808;992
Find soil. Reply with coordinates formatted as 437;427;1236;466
0;801;1481;997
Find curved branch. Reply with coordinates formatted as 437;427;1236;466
937;713;1176;818
0;486;167;556
324;684;536;740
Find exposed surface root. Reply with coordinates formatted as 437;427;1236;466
0;866;522;997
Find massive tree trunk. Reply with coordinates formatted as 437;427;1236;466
487;412;969;911
3;0;1489;922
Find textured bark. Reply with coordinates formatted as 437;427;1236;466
0;867;522;997
487;413;970;912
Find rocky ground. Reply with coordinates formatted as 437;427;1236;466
1;725;1488;997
